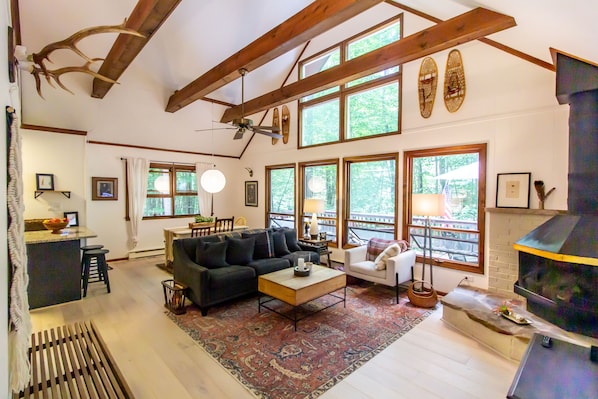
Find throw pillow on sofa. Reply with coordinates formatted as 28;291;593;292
280;228;302;252
225;236;255;265
242;230;274;259
272;230;291;257
366;238;409;261
373;243;400;271
196;241;229;269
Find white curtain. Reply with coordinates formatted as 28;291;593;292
125;157;149;248
195;162;212;216
7;107;32;392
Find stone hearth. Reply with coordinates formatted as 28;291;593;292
441;286;598;362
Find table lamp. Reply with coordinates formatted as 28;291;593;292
304;198;324;239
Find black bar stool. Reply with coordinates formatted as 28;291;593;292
80;244;104;274
82;249;111;297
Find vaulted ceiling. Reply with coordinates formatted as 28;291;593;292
16;0;598;157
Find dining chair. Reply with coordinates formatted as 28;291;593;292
191;226;212;237
213;216;234;232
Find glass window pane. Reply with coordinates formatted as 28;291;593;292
174;195;199;216
347;21;400;60
301;99;340;146
301;49;340;78
347;66;399;88
346;82;398;139
305;164;337;242
270;168;295;214
175;170;196;194
301;87;339;103
147;168;170;195
144;197;172;217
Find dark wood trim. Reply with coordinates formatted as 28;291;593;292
21;123;87;136
389;1;555;72
402;143;487;274
10;0;21;44
166;0;385;112
221;8;516;122
92;0;183;98
87;140;240;159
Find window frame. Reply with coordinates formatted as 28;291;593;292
298;14;403;149
143;162;198;220
402;143;487;274
342;153;399;248
298;159;340;247
265;163;297;230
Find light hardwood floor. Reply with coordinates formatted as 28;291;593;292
29;256;518;398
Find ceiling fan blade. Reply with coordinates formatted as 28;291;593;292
255;125;281;133
194;127;237;132
253;128;283;139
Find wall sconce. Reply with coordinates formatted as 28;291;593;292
245;167;253;177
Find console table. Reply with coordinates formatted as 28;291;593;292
507;333;597;399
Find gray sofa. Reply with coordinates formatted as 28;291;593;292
173;227;319;315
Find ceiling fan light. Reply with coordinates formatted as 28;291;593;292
201;168;226;193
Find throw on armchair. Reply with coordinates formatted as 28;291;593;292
344;238;415;303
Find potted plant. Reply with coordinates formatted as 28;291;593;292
189;215;214;229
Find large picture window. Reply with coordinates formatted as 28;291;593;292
144;163;199;218
299;15;402;148
266;164;296;229
403;144;487;273
299;160;339;245
343;154;398;247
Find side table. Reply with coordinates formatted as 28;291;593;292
298;238;331;266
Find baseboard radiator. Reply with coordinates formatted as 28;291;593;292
128;247;164;259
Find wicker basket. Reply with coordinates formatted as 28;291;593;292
407;281;438;308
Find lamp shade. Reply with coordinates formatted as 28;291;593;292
412;194;445;217
200;169;226;193
304;198;325;214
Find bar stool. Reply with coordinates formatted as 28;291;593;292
80;244;104;275
82;249;111;297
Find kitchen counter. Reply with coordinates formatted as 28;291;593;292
26;226;97;309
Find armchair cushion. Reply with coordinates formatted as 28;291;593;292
366;238;409;261
226;236;255;265
196;241;229;269
374;243;400;271
242;230;274;259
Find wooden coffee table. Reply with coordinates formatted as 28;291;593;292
258;265;346;330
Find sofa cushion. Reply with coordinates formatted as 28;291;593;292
281;228;302;252
195;241;229;269
226;236;255;265
248;258;290;275
272;230;291;257
374;243;400;271
208;265;256;290
242;230;274;259
366;238;409;261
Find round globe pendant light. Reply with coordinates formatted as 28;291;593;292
201;168;226;193
153;174;170;193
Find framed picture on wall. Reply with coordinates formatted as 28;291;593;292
92;177;118;200
245;181;258;207
64;211;79;227
36;173;54;190
496;172;531;208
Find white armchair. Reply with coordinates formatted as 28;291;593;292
344;243;416;303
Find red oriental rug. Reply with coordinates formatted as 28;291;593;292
167;282;433;399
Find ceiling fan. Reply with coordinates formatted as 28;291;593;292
196;68;282;140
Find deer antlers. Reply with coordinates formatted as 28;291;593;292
16;20;144;97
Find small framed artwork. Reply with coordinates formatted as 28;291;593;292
64;211;79;227
245;181;258;207
36;173;54;190
92;177;118;200
496;173;531;208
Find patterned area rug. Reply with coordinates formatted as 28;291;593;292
168;282;433;399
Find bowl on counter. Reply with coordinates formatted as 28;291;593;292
43;220;69;234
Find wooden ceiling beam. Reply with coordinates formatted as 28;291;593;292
221;7;515;123
165;0;385;113
91;0;182;99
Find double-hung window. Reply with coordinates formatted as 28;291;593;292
144;163;199;218
266;164;296;229
402;144;487;273
299;160;339;245
299;15;402;148
343;153;398;247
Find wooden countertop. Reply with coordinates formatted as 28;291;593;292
25;227;97;244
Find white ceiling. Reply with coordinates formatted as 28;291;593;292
16;0;598;157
